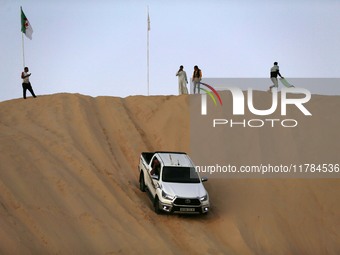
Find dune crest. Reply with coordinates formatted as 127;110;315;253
0;93;339;254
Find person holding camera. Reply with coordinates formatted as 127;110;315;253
176;65;188;95
21;66;37;99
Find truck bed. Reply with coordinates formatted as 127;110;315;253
141;151;186;166
141;152;155;165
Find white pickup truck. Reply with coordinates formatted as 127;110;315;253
138;151;210;214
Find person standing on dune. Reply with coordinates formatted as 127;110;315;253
21;67;37;99
176;65;188;95
192;65;202;94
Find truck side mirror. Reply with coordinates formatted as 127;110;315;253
151;175;159;181
201;177;208;182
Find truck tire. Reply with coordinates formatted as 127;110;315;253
154;196;161;214
139;172;146;192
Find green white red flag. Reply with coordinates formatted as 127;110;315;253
21;7;33;40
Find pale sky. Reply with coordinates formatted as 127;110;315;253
1;0;339;102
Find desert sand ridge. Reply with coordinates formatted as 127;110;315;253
0;92;339;254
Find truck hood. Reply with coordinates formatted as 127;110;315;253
162;182;207;198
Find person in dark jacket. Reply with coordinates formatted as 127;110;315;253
192;65;202;94
269;62;284;92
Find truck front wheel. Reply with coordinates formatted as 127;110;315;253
154;196;161;214
139;172;146;192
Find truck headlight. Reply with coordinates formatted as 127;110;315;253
162;190;174;200
200;194;208;202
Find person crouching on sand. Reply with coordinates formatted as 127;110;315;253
269;62;284;92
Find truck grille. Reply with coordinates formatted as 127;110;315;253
174;197;201;206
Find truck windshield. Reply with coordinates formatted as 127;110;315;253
162;167;200;183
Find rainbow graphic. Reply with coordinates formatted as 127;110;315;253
198;82;223;115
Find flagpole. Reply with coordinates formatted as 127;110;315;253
22;32;26;69
21;6;25;69
147;6;150;96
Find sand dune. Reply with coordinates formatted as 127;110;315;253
0;93;339;254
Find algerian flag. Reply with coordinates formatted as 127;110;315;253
21;7;33;40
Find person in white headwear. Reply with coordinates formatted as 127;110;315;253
176;65;188;95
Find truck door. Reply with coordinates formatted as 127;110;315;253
146;155;161;198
